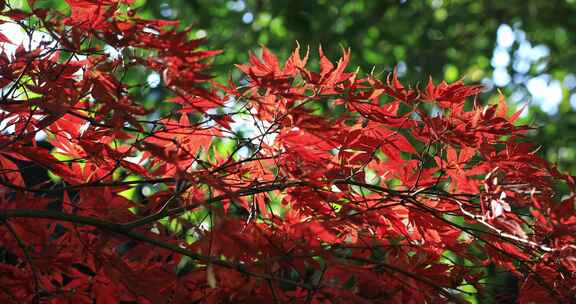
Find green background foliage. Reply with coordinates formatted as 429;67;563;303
9;0;575;172
135;0;576;174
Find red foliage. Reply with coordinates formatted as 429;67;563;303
0;1;574;303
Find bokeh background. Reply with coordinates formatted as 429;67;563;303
5;0;575;172
134;0;576;174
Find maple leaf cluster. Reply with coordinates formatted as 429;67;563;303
0;1;574;303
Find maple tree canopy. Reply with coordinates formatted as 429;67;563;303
0;1;575;303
